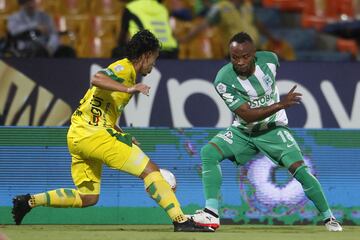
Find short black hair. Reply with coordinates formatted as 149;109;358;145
125;29;161;60
229;32;253;45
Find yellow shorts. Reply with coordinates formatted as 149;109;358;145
67;127;149;195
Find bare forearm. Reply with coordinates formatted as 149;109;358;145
235;103;283;123
91;73;129;92
234;85;302;124
114;124;124;133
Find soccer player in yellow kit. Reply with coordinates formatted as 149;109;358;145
12;29;213;232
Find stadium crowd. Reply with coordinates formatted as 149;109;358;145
0;0;359;61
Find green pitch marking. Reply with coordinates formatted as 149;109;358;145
1;225;360;240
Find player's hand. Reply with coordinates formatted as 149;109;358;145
127;83;150;96
280;85;302;109
132;136;141;146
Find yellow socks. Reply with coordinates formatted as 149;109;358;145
144;171;186;223
27;174;186;223
29;188;83;208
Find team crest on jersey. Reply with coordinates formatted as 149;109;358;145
216;130;233;144
114;65;125;72
225;131;233;139
216;83;227;94
263;75;273;87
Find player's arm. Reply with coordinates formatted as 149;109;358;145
91;72;150;95
114;124;124;133
234;85;302;123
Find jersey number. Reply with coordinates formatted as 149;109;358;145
277;130;295;147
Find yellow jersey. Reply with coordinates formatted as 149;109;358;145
70;58;136;136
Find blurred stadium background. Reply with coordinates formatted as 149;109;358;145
1;0;360;60
0;0;360;239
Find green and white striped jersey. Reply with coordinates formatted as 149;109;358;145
214;51;288;132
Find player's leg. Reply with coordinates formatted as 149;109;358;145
138;159;212;232
255;126;342;231
27;156;101;208
191;127;257;229
12;186;87;225
12;134;103;225
289;161;342;231
103;129;213;232
202;142;223;213
188;142;223;229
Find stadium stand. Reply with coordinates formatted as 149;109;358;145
88;14;121;58
54;14;91;57
171;17;224;59
259;0;359;61
0;0;18;14
89;0;124;15
0;0;359;60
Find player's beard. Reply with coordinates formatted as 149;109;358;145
236;61;255;77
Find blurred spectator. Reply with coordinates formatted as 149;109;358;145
112;0;179;59
165;0;194;21
180;0;295;60
6;0;75;58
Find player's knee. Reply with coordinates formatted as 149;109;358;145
288;160;305;175
200;143;223;165
292;164;309;178
80;194;99;207
140;160;160;179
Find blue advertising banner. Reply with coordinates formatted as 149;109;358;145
0;59;359;128
0;127;359;224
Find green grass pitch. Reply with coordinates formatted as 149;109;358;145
1;225;360;240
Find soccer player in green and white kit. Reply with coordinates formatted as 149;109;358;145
189;32;343;232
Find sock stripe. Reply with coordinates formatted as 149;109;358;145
154;194;162;203
143;171;184;222
45;192;50;206
164;203;175;211
64;189;75;198
147;184;156;195
56;189;64;197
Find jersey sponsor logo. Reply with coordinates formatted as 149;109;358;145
216;83;227;94
249;93;274;108
89;96;103;126
216;130;233;144
102;102;111;127
114;65;124;72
